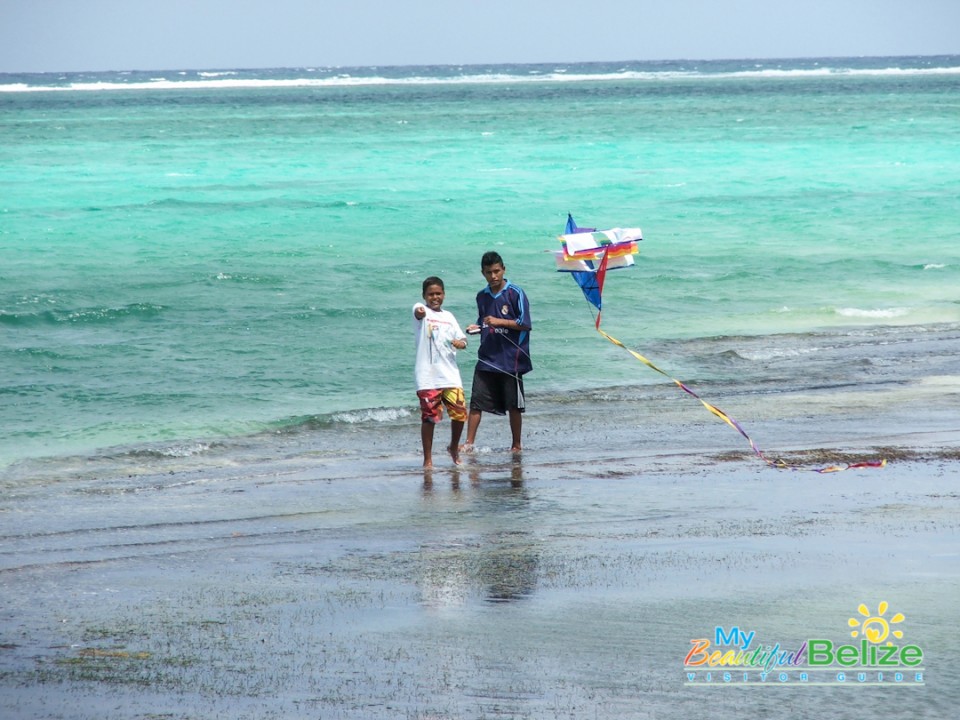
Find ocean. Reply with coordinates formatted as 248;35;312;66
2;56;959;477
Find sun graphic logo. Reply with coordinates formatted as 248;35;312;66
808;600;923;671
848;601;905;645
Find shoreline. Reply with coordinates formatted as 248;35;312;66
4;318;959;475
5;356;960;482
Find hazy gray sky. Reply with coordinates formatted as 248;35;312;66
2;0;958;73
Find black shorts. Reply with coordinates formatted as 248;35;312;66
470;369;525;414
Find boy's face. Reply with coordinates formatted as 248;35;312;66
422;283;445;310
481;262;506;293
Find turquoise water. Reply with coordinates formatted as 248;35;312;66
2;57;960;470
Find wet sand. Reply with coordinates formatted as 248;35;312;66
1;414;959;719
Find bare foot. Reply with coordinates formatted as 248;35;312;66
459;443;475;454
423;459;433;469
511;445;522;453
447;443;462;465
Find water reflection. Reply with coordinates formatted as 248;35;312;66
421;456;524;494
419;458;539;607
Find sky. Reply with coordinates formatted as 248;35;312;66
1;0;959;73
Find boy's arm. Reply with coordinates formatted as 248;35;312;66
451;319;468;350
413;303;426;320
513;286;531;329
483;317;527;331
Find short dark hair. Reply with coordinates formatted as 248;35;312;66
481;251;503;268
422;276;444;294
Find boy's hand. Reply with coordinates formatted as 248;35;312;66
484;315;514;329
451;339;467;350
414;304;426;320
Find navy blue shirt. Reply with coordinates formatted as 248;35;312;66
475;280;532;376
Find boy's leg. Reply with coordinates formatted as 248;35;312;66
441;388;467;464
508;409;522;452
463;368;484;450
417;389;444;468
421;421;435;468
449;420;464;464
464;409;481;448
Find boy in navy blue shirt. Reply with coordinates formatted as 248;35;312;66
463;251;532;452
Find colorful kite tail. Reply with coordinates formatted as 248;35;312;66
594;328;886;473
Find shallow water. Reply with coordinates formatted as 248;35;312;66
1;446;957;718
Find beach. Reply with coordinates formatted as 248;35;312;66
2;388;959;718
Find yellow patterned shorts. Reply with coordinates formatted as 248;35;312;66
417;387;466;424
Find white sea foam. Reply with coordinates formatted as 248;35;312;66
331;407;412;424
737;346;820;361
835;307;910;319
923;263;946;270
3;63;960;93
156;442;212;458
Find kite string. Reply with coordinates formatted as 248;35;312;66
591;314;886;473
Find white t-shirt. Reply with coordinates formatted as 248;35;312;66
412;303;466;391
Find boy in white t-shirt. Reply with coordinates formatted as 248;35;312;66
412;276;468;468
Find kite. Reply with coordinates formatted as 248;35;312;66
557;214;886;473
555;214;641;329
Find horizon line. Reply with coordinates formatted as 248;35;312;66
3;52;959;77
